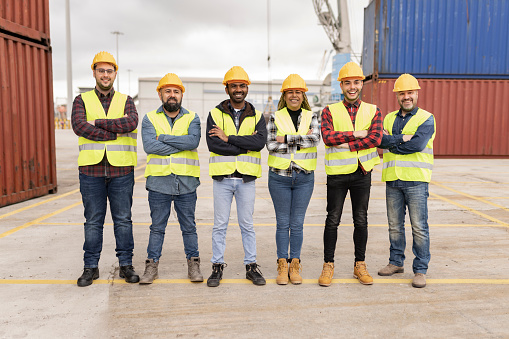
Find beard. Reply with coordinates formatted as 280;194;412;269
163;100;181;113
97;80;113;91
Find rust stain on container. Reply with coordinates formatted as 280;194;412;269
362;79;509;157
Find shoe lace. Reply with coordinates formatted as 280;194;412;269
356;263;369;277
250;263;263;276
277;260;287;273
292;261;302;273
212;263;226;274
321;263;333;278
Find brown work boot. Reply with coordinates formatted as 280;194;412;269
187;257;204;282
139;259;159;285
289;258;302;285
276;258;289;285
412;273;426;288
378;263;404;276
318;262;334;287
354;261;373;285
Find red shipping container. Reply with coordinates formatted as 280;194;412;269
362;78;509;157
0;0;50;43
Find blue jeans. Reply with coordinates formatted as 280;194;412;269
386;182;430;274
147;190;199;261
211;178;256;265
268;170;314;260
79;172;135;268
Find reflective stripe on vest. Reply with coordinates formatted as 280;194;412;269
144;109;200;178
382;108;435;183
267;108;317;171
78;90;138;167
208;107;262;178
324;101;380;175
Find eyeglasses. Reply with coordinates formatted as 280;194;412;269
96;68;115;75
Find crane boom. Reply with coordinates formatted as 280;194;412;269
312;0;351;53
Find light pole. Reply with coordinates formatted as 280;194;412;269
111;31;124;92
127;69;132;96
65;0;73;116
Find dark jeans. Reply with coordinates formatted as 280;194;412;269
323;168;371;263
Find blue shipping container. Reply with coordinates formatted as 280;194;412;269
362;0;509;79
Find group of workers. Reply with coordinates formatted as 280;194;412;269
72;51;436;289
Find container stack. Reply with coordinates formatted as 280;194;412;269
0;0;57;206
361;0;509;157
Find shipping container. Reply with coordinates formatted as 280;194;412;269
362;0;509;79
362;78;509;157
0;0;50;43
0;0;56;207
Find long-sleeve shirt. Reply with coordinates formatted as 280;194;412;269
321;98;382;173
206;100;267;182
71;88;138;177
379;107;435;187
142;106;201;195
266;108;321;177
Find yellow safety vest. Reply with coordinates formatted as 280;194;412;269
144;109;200;178
208;108;262;178
382;108;435;182
267;108;317;171
324;101;380;175
78;90;137;166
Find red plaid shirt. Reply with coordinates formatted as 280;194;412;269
71;88;138;177
321;98;382;173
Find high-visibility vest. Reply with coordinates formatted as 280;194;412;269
78;90;137;166
267;108;317;171
382;108;435;182
144;109;200;178
324;101;380;175
208;107;262;178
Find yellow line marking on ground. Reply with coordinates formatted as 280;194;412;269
1;278;509;285
0;201;82;239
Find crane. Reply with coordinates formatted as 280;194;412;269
312;0;351;54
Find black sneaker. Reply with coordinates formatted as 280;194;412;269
207;263;226;287
246;263;266;285
77;268;99;287
119;265;140;283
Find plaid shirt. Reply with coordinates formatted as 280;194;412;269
321;98;382;173
266;109;321;177
71;88;138;177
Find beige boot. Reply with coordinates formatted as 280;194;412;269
139;259;159;284
276;258;289;285
187;257;204;282
289;258;302;285
354;261;373;285
318;262;334;287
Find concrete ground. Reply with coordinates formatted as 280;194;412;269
1;128;508;338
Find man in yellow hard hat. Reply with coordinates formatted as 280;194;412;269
377;73;436;288
318;61;382;287
71;51;139;287
205;66;267;287
139;73;202;284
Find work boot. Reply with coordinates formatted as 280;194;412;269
246;263;266;285
77;268;99;287
276;258;289;285
207;263;225;287
187;257;204;282
289;258;303;285
119;265;140;283
354;261;373;285
378;263;404;276
318;262;334;287
412;273;426;288
139;259;159;285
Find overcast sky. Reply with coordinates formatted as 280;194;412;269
49;0;370;101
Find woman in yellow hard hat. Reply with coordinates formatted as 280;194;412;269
266;74;320;285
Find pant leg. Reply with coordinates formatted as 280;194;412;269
268;170;292;260
405;183;430;274
211;179;234;264
234;179;257;265
173;191;199;259
147;189;173;262
386;185;407;267
324;174;349;263
107;172;135;266
288;171;314;259
79;173;108;268
349;169;371;262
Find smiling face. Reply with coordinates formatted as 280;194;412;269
397;90;419;112
284;90;304;111
340;78;363;103
93;62;116;92
225;82;248;108
158;85;183;114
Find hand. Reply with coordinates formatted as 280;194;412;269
124;114;128;118
334;143;349;149
209;125;228;142
402;134;414;142
275;135;285;143
156;135;159;140
383;129;390;135
252;130;257;135
87;120;95;126
353;130;368;139
306;129;313;135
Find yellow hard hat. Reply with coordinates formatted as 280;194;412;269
91;51;118;70
393;73;421;92
223;66;251;85
337;61;365;81
156;73;185;93
280;74;308;92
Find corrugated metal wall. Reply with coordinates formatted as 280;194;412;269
362;0;509;79
0;0;56;207
362;79;509;157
